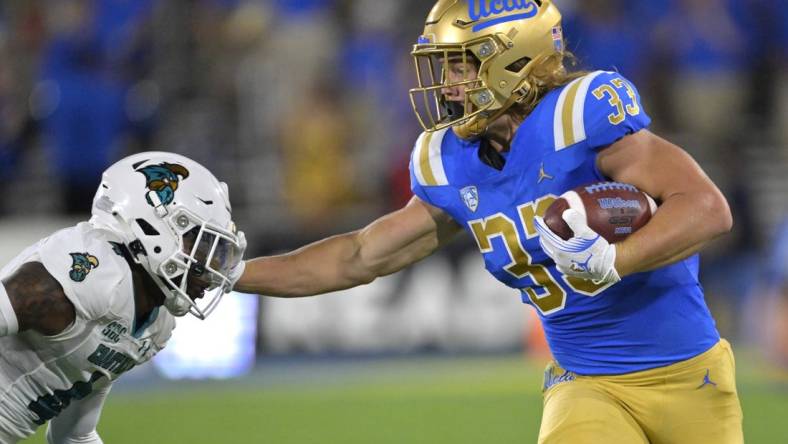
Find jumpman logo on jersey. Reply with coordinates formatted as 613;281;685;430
537;162;553;184
697;369;717;389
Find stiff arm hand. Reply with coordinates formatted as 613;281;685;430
226;231;247;292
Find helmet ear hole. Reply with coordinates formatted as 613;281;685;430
505;57;531;73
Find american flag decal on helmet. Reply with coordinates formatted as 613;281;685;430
551;26;564;52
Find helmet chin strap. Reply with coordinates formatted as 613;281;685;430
147;269;192;317
452;112;491;140
123;233;192;317
451;91;523;140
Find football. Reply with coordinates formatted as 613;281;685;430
543;182;657;243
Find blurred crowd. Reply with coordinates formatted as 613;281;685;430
0;0;786;356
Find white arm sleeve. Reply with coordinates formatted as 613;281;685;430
0;282;20;336
46;382;112;444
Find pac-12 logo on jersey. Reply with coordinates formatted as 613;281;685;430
69;253;99;282
461;186;479;212
135;162;190;207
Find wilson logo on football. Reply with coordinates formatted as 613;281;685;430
597;197;641;210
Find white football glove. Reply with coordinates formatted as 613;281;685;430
225;230;247;293
534;209;621;285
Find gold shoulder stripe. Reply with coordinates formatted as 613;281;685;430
413;128;449;187
418;131;437;186
560;80;583;148
553;71;605;151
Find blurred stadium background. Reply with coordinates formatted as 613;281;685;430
0;0;786;442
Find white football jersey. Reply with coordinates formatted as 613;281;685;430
0;222;175;442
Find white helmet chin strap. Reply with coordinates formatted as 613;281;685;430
147;264;227;320
150;255;228;321
159;283;192;317
137;261;192;317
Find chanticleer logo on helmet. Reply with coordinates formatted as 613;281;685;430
134;162;190;207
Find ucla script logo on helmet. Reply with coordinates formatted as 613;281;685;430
135;162;190;207
468;0;538;31
69;252;99;282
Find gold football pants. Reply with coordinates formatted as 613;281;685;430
538;339;743;444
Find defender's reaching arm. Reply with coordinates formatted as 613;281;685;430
235;196;461;297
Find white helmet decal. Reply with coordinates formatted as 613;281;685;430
136;161;190;214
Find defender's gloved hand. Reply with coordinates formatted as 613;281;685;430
534;209;621;285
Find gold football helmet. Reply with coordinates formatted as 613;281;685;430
410;0;564;139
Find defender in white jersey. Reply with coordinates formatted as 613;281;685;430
0;152;245;443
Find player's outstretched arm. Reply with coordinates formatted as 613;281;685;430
1;262;76;336
235;196;461;297
596;129;733;277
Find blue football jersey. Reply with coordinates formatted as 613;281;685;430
409;71;719;375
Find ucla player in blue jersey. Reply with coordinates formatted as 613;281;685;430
234;1;742;442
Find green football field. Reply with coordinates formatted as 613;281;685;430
24;350;788;443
